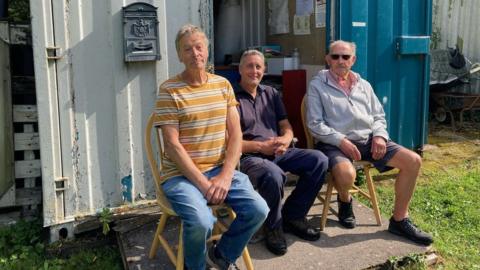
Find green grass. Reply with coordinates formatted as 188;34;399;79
360;149;480;269
0;219;123;270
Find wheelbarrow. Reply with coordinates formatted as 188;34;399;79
431;92;480;129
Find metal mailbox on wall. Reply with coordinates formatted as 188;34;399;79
123;2;160;62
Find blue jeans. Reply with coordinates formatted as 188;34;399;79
162;166;269;270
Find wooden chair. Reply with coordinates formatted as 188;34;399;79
300;96;382;231
145;113;254;270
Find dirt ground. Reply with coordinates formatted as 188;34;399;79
422;121;480;175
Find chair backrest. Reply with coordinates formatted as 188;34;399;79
145;113;176;215
301;96;315;149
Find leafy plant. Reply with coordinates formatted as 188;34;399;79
0;219;122;269
99;208;113;236
381;253;426;270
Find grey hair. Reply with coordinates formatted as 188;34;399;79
175;24;209;58
239;49;265;67
329;40;357;56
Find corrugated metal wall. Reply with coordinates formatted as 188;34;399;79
30;0;207;228
432;0;480;63
240;0;266;49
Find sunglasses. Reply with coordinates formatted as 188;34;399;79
330;54;352;60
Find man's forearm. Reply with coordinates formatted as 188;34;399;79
222;130;241;177
242;140;262;153
164;141;209;192
279;128;294;144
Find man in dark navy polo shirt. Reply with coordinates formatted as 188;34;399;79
235;50;329;256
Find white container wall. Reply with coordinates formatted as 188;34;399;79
30;0;209;234
432;0;480;63
165;0;211;76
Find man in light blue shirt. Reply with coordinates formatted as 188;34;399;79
306;40;433;245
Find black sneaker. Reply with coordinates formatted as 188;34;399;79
338;196;356;229
206;244;240;270
264;226;287;255
388;217;434;245
283;218;320;241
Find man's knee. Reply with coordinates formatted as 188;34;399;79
242;158;285;187
259;167;286;189
392;149;422;172
246;194;269;223
183;209;216;235
332;161;356;184
410;151;422;169
404;151;422;172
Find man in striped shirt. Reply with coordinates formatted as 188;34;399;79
154;25;268;270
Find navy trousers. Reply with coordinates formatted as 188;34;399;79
240;148;328;229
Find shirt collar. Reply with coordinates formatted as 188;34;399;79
328;70;357;84
238;84;266;99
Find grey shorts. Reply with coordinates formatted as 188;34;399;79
315;137;402;173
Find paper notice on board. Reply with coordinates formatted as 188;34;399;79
269;0;290;34
293;15;311;35
296;0;313;16
315;0;326;28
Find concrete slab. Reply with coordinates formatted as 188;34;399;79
120;187;430;270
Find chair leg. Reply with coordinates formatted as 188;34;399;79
364;167;382;226
149;213;169;259
242;246;254;270
176;223;184;270
320;175;334;231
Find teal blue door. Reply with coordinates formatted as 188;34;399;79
327;0;432;150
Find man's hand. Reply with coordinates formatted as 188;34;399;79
204;172;232;205
259;138;277;156
273;136;291;156
339;138;361;161
371;136;387;160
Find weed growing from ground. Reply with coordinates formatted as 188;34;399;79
0;219;122;269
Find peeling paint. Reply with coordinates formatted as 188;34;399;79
121;175;132;202
199;0;213;65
